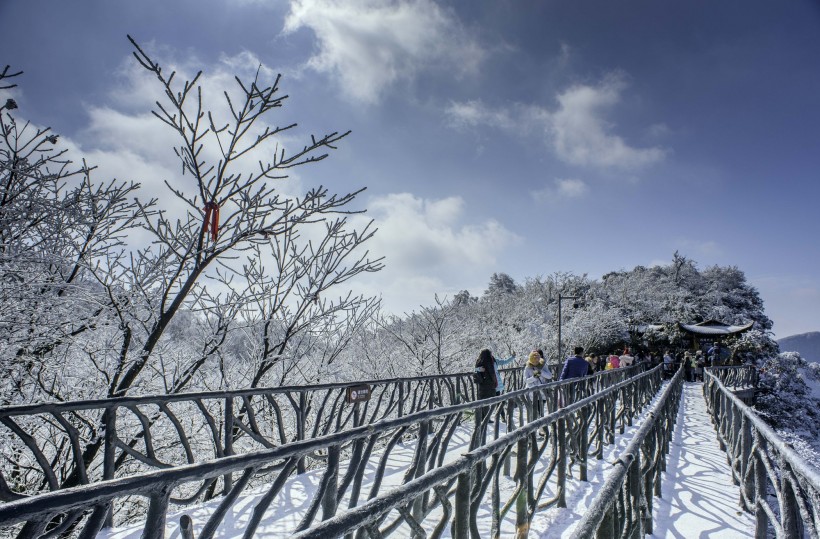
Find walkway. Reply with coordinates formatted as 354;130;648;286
651;382;755;538
96;382;759;539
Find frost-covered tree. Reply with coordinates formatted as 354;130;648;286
484;272;518;296
0;38;384;492
0;66;143;404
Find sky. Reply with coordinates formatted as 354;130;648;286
2;0;819;339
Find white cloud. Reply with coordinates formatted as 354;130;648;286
550;73;666;169
445;99;515;131
446;73;667;171
532;178;588;203
283;0;484;103
348;192;520;313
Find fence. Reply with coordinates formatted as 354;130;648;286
708;365;759;391
0;365;652;539
569;367;684;538
703;369;820;538
0;367;525;503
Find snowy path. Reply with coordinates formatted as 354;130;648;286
650;382;755;538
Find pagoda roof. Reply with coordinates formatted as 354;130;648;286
678;320;755;336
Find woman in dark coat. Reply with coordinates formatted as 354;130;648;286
474;348;498;400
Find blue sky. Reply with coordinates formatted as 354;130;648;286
2;0;819;338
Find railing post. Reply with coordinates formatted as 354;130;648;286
644;430;656;534
608;393;616;444
321;446;340;520
143;486;171;539
453;471;471;539
399;382;405;418
580;407;589;482
716;394;726;452
297;392;307;474
224;397;234;492
557;417;567;508
741;415;754;511
515;436;529;539
596;398;604;460
753;432;768;539
781;462;802;538
629;450;643;539
597;507;615;539
504;399;514;477
102;405;117;528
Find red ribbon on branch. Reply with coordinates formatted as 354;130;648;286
203;201;220;243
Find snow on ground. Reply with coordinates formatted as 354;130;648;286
649;382;755;538
99;382;757;538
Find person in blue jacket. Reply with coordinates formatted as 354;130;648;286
493;350;517;396
560;346;590;380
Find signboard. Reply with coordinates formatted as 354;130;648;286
345;384;371;404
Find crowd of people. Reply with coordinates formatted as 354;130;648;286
473;342;734;400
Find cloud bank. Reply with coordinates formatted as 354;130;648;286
446;73;667;171
284;0;483;104
349;192;520;313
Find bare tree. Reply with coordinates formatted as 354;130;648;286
101;36;383;397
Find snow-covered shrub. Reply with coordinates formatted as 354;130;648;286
756;352;820;439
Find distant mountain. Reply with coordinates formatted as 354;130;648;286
778;332;820;363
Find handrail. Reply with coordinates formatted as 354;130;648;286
0;365;655;539
570;367;685;538
703;369;820;538
289;365;663;539
707;365;759;390
0;366;526;500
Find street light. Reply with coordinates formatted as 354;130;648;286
557;293;582;362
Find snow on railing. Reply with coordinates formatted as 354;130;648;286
703;369;820;538
0;365;652;539
570;367;685;538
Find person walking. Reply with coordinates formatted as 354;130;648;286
663;350;674;379
608;351;621;369
473;349;498;400
536;349;554;382
524;351;548;427
524;351;547;388
585;355;597;374
619;348;635;368
492;351;517;396
560;346;590;380
683;351;693;382
695;350;705;382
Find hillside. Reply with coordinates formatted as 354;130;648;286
778;331;820;363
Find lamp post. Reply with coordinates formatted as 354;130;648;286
557;293;581;362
